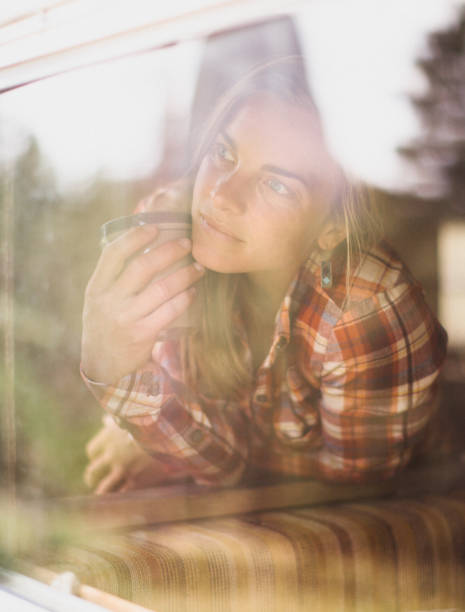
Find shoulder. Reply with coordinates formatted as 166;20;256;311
347;240;415;303
294;240;446;361
328;242;447;368
335;240;443;336
294;240;418;330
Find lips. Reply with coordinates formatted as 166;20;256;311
199;213;243;242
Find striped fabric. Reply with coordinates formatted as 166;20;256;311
49;490;465;612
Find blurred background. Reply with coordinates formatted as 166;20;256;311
1;0;465;502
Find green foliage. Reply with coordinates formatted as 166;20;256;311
0;497;108;573
2;359;96;497
1;133;151;499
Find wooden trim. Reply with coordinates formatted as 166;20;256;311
41;455;465;531
0;567;110;611
32;566;154;612
0;1;70;29
0;0;304;93
48;478;396;530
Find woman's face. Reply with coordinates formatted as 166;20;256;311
192;93;337;284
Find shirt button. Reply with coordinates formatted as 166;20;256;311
149;381;160;395
189;430;204;445
276;336;287;350
256;394;268;403
141;372;160;395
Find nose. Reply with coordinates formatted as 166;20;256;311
209;170;246;214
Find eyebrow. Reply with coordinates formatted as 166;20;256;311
261;165;310;190
220;130;310;190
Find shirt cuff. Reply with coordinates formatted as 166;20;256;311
80;363;110;399
80;363;133;405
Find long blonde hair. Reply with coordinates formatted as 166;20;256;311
182;57;380;398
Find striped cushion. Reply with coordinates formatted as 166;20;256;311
48;490;465;611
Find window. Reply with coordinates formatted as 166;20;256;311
1;3;463;602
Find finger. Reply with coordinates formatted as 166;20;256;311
146;187;181;211
115;479;133;493
143;188;170;211
129;262;204;320
83;455;110;489
95;466;125;495
112;237;193;297
135;195;152;213
85;428;108;459
141;285;197;335
115;455;153;493
87;225;160;294
136;189;166;213
124;454;155;484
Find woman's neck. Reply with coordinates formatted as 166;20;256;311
245;266;297;315
240;268;296;371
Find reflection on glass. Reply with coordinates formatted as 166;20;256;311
0;7;464;612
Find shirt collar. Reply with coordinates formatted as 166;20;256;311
264;242;348;367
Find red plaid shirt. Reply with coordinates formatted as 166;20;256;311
83;241;447;485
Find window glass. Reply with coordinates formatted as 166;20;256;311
0;4;463;573
0;41;203;498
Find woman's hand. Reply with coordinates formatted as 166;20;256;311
84;417;188;494
81;224;204;385
84;418;154;494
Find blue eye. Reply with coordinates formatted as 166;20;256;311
210;142;235;165
266;178;291;196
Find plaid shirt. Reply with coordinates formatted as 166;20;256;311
83;241;447;485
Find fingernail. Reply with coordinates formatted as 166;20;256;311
179;238;192;249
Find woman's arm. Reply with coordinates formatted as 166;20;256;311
82;353;249;487
81;184;247;487
311;282;447;483
84;415;190;494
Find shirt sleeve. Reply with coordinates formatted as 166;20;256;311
82;185;246;487
313;282;448;483
81;349;249;487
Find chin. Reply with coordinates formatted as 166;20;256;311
192;241;243;274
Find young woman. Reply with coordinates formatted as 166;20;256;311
81;57;447;491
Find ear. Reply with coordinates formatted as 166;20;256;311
317;221;346;252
